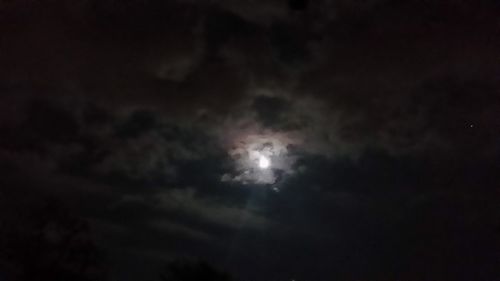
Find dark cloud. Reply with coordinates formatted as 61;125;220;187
252;95;291;128
270;21;310;66
288;0;309;11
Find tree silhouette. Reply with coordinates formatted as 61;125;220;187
159;259;232;281
0;197;109;281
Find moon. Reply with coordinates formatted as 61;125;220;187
258;155;270;169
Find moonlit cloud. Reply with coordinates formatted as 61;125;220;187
221;130;299;185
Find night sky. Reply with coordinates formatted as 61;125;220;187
1;1;500;281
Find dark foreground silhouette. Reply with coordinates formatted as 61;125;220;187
0;198;108;281
160;260;232;281
0;196;232;281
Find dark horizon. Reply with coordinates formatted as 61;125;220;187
1;0;499;281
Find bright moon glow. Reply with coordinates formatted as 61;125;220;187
258;155;270;169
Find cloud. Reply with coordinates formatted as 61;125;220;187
149;220;213;241
252;95;292;129
3;0;498;163
153;188;270;230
